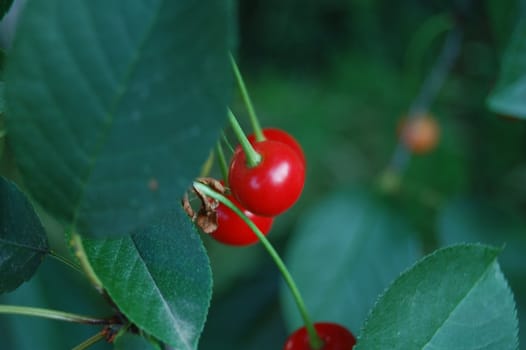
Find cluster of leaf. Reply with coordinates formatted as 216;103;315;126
1;0;231;348
0;1;524;350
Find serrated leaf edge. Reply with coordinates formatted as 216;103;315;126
355;243;504;348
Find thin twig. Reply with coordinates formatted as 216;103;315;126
0;304;110;325
388;26;463;173
71;331;105;350
49;250;83;273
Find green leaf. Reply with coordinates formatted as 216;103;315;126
356;244;519;350
437;197;526;348
488;16;526;119
5;0;232;237
0;177;48;293
280;190;420;334
81;206;212;349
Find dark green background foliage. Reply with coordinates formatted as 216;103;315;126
1;0;525;349
0;258;112;350
208;0;525;348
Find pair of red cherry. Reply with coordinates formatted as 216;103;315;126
210;127;306;246
209;129;356;349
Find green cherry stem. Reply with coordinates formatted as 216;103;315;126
70;232;104;294
0;305;109;325
227;108;262;167
229;53;265;142
72;331;106;350
221;131;235;153
216;142;229;185
193;182;324;349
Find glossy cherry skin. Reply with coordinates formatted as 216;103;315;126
210;193;273;246
247;128;306;166
284;323;356;350
228;140;305;217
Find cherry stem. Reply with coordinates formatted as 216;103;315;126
72;331;105;350
227;108;262;167
199;151;215;177
49;249;83;273
229;53;265;142
0;304;110;325
221;131;235;153
193;182;324;349
70;232;105;294
216;142;229;185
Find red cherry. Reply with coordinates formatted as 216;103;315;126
210;193;273;246
284;323;356;350
228;140;305;217
247;128;306;166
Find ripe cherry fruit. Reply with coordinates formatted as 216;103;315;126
210;193;273;246
284;323;356;350
399;113;440;154
228;140;305;217
247;128;306;166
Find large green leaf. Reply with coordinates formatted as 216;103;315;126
5;0;232;237
437;198;526;348
81;206;212;349
488;16;526;119
356;244;519;350
280;190;420;334
0;177;48;293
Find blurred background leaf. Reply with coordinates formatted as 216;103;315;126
488;7;526;118
0;258;112;350
280;189;421;335
199;264;287;350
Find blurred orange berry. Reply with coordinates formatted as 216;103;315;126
399;113;440;154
